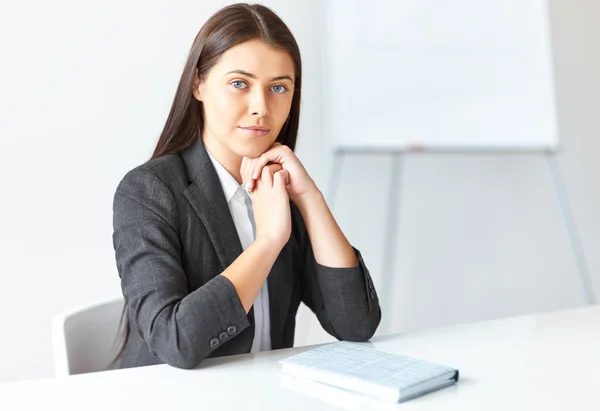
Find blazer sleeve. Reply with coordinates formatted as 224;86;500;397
291;205;382;342
112;168;250;369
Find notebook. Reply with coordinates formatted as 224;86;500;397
279;342;459;403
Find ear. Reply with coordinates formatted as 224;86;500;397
192;68;204;102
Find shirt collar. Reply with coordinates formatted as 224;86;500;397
205;148;244;204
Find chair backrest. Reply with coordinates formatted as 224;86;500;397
52;297;125;376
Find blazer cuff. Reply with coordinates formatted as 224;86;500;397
314;247;378;309
189;275;251;352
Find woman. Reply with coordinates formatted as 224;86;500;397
113;2;381;370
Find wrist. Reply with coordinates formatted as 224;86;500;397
254;233;288;252
292;187;324;212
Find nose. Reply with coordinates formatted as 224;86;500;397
249;89;270;118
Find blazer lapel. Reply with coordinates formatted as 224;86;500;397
180;138;243;271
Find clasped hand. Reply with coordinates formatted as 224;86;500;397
240;143;317;248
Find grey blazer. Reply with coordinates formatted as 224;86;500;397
112;137;381;369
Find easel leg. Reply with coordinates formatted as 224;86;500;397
546;152;597;304
381;153;404;334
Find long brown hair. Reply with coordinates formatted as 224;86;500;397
113;2;303;365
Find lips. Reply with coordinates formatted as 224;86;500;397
239;126;271;137
240;126;270;132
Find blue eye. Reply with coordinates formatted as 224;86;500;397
271;85;287;94
231;80;248;89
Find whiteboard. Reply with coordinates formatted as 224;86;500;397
326;0;559;151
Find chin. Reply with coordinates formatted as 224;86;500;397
235;139;275;158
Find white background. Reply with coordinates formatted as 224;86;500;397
1;0;599;383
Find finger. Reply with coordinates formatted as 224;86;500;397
251;154;270;182
283;169;290;185
245;158;256;190
273;169;289;189
242;157;251;188
245;158;258;191
266;163;283;174
272;168;289;185
248;177;258;201
248;156;282;191
251;148;284;180
284;170;290;185
260;163;274;187
249;160;280;192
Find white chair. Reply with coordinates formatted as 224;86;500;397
52;297;125;376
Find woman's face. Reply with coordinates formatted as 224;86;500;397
194;39;295;165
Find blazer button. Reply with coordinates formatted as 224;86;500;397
210;338;220;349
367;279;374;289
227;325;237;335
370;290;376;299
219;332;228;342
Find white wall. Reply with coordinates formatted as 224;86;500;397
1;0;599;383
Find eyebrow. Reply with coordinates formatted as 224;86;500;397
225;69;294;83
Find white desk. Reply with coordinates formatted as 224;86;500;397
2;305;599;410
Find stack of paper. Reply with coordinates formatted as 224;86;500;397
279;342;459;403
